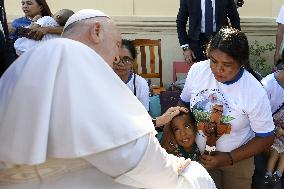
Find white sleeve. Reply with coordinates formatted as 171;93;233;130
276;4;284;24
84;133;180;188
261;75;274;109
137;77;150;111
247;92;275;136
84;134;148;178
84;133;216;189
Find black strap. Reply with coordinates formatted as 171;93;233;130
133;73;136;96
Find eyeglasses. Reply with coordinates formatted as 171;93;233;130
114;56;134;65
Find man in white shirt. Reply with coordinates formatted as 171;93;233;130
176;0;240;63
0;9;216;189
275;4;284;67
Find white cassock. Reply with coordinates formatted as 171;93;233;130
0;38;216;189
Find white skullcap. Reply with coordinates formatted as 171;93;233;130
64;9;109;30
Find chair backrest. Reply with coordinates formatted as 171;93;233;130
173;61;192;82
133;39;163;87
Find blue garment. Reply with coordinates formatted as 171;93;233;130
10;16;31;42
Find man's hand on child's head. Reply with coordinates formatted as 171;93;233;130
158;106;189;126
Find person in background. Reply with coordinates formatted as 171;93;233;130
0;9;216;189
9;0;62;42
112;40;189;126
176;0;240;64
261;51;284;188
178;27;274;189
274;4;284;69
113;39;150;111
14;9;74;56
0;0;16;76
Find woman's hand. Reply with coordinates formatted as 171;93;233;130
200;152;232;170
28;27;48;40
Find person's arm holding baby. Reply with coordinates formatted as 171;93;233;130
29;26;62;40
28;9;74;40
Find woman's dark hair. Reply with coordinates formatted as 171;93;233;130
35;0;52;17
206;27;261;81
122;39;137;60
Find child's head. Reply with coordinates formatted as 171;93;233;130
53;9;74;26
170;111;196;151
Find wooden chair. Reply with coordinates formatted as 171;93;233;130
133;39;164;93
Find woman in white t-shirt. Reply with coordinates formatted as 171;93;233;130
179;27;275;189
275;4;284;65
113;39;149;111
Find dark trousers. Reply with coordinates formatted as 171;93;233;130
0;31;16;77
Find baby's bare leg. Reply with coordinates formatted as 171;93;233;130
266;148;279;172
276;153;284;173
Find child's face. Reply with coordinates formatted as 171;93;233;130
171;114;195;151
53;10;64;23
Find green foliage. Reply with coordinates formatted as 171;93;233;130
193;109;235;123
249;40;275;76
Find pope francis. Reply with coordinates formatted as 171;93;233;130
0;9;216;189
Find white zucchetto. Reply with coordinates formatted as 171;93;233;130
64;9;109;30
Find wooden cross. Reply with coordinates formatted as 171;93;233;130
197;104;231;155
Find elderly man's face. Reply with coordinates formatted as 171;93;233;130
101;20;122;67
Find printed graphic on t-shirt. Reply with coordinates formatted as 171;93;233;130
192;89;234;139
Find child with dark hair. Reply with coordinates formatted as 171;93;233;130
159;111;200;161
14;9;74;55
